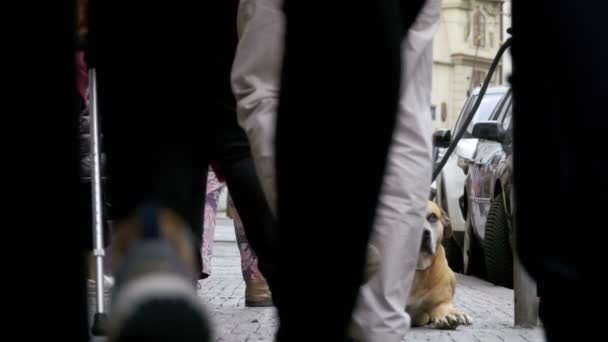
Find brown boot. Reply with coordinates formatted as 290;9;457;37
245;278;273;307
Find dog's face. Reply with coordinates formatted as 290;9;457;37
418;202;451;269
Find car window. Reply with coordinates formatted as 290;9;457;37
453;92;504;139
453;95;477;135
491;90;512;122
463;93;503;136
502;102;513;130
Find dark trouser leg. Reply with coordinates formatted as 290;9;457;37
86;1;238;272
212;103;279;298
222;159;277;286
84;3;238;339
217;146;278;295
274;1;423;340
512;1;604;340
8;1;89;340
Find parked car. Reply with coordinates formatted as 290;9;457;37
433;86;508;272
462;89;514;287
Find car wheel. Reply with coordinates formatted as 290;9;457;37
463;217;486;278
483;193;514;288
443;236;463;273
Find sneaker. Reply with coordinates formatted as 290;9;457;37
245;278;273;307
108;204;212;342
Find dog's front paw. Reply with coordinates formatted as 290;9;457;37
450;311;473;326
430;315;460;330
429;310;472;330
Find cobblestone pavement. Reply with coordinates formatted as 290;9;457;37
89;216;546;342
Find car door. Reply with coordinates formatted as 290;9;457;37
468;92;512;240
499;99;513;157
490;97;514;208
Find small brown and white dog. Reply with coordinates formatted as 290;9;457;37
405;201;472;329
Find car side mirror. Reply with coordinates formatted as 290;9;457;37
472;121;505;142
433;129;452;148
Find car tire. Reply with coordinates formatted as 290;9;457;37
484;193;514;288
443;236;463;273
464;217;486;278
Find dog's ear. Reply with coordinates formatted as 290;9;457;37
440;208;452;238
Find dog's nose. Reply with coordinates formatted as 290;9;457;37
423;230;431;241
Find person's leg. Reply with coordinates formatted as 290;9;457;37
274;1;425;340
511;1;603;340
86;1;242;340
351;1;440;340
9;2;88;339
213;101;279;298
87;0;213;254
200;170;225;279
229;197;273;307
235;219;265;283
231;0;285;214
92;61;211;340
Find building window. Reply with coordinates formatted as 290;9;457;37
473;10;486;47
472;70;486;87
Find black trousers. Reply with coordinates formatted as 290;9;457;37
511;1;604;340
87;0;223;235
87;0;278;288
274;1;425;340
8;2;89;341
87;2;417;340
209;105;278;290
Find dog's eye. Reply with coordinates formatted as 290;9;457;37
427;213;438;223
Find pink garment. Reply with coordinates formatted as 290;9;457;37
201;170;265;282
75;52;89;103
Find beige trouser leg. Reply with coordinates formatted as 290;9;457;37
231;0;284;215
351;1;442;341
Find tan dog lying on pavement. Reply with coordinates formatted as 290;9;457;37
363;201;472;330
405;201;472;329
